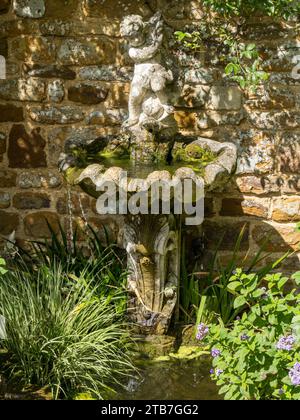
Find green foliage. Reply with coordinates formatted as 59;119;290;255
202;0;300;19
11;222;128;314
175;0;299;91
0;263;134;399
0;258;7;276
180;226;289;325
204;270;300;400
223;41;269;90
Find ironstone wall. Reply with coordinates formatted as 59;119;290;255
0;0;300;271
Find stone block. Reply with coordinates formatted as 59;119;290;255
47;80;65;103
29;106;84;124
208;86;242;111
23;64;76;80
13;0;45;18
0;78;46;102
176;85;210;108
252;222;300;252
82;0;152;19
277;133;300;174
0;170;17;188
0;211;19;235
272;197;300;222
236;130;275;174
0;104;23;122
24;211;60;238
79;65;132;82
202;220;250;251
0;0;10;14
8;124;46;168
68;83;108;105
0;132;6;154
12;36;56;63
57;38;116;66
13;192;50;209
0;192;10;209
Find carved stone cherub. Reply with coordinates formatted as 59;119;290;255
120;12;176;134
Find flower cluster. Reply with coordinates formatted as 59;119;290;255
289;362;300;386
276;335;295;351
211;348;221;358
209;368;223;377
240;334;249;341
196;323;209;341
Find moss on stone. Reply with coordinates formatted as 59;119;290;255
64;167;83;185
173;143;216;166
73;392;96;400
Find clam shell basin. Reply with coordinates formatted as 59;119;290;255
64;138;237;198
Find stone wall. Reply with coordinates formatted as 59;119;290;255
0;0;300;271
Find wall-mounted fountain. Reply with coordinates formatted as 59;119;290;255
59;12;237;335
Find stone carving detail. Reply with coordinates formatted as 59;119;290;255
120;12;177;136
123;214;179;334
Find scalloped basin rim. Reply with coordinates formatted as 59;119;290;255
64;138;237;193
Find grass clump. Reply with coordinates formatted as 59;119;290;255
0;262;134;399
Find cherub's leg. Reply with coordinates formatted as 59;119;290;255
156;91;174;121
126;80;146;127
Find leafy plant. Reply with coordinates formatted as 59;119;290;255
203;270;300;400
175;0;300;91
202;0;300;19
0;258;7;276
180;226;289;325
0;263;134;399
9;222;128;314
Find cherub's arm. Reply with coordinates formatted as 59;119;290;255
129;36;162;62
129;12;163;63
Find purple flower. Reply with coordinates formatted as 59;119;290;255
196;323;209;341
278;389;284;395
211;348;221;358
277;335;295;351
289;362;300;386
240;334;249;341
216;369;223;377
209;368;214;375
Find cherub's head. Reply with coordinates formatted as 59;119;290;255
120;15;146;47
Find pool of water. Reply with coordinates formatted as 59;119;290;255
97;156;206;179
115;360;221;400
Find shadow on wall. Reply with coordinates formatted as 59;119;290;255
186;174;300;274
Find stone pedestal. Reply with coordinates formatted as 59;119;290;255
124;214;180;334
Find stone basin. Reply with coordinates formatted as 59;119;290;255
66;137;237;198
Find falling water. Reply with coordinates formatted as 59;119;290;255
66;185;74;254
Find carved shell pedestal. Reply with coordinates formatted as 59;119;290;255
124;214;180;335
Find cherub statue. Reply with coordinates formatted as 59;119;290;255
120;12;176;134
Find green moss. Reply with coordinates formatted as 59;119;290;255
64;167;83;185
98;147;130;161
73;392;96;400
173;144;216;166
169;346;209;361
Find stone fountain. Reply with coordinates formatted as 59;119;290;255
59;12;237;335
